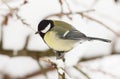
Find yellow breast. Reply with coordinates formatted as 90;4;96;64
44;32;77;51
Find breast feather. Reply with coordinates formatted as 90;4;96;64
44;32;77;51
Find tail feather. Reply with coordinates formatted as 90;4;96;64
85;37;111;43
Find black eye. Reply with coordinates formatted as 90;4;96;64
38;20;49;31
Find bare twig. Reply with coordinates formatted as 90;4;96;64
58;0;63;14
64;0;72;13
44;10;120;37
57;0;73;19
1;0;13;10
1;0;36;32
44;9;94;19
37;61;49;79
79;13;120;36
74;65;91;79
17;67;55;79
80;64;120;79
15;13;36;32
0;0;120;79
40;58;66;79
12;58;56;79
58;58;66;79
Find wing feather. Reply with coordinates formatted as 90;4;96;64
52;27;86;40
61;30;86;40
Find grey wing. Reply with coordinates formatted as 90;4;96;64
52;25;86;40
59;30;87;40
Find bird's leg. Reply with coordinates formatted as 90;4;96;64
54;51;66;68
54;51;65;60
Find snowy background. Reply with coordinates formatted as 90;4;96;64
0;0;120;79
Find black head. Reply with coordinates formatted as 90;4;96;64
35;19;54;38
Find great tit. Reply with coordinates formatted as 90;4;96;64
36;20;111;59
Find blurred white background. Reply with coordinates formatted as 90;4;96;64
0;0;120;79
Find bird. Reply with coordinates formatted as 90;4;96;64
35;19;111;59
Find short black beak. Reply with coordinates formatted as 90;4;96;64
35;31;40;34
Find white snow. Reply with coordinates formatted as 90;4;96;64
3;56;40;78
0;0;120;79
0;55;10;71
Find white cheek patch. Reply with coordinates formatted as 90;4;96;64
41;24;51;33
